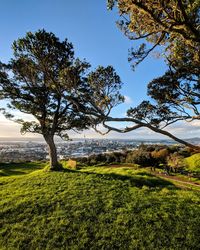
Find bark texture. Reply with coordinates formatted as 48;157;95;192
44;135;61;170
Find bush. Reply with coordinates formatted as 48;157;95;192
75;151;128;166
105;152;127;164
151;148;170;166
167;153;185;173
178;147;194;157
126;149;154;166
184;153;200;175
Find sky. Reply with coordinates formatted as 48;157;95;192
0;0;199;140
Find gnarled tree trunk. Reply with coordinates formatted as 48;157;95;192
44;134;61;170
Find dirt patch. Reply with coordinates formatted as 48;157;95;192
153;172;200;188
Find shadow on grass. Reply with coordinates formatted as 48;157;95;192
0;162;177;190
73;169;178;190
108;173;175;188
0;162;45;177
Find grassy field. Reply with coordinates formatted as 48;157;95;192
1;162;200;250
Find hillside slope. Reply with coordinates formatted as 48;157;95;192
0;163;200;249
185;153;200;173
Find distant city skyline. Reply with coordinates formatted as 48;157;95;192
0;0;199;140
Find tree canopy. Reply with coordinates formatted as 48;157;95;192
0;30;123;169
107;0;200;150
108;0;200;68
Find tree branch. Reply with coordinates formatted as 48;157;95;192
104;116;200;151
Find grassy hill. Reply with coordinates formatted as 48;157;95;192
185;153;200;174
0;162;200;249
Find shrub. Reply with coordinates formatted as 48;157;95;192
126;149;154;166
105;152;127;164
68;159;77;169
184;153;200;175
178;147;194;157
151;148;169;166
75;151;128;166
167;153;185;173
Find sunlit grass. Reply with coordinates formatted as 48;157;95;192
185;153;200;174
0;162;200;249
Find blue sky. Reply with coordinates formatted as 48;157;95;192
1;0;198;140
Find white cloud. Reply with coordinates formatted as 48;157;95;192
1;111;200;140
0;113;38;138
190;120;200;127
157;120;200;139
124;95;133;104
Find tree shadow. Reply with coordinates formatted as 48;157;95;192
0;162;45;177
0;169;27;177
73;169;178;190
0;162;178;190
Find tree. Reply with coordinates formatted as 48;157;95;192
151;148;169;166
126;148;154;166
0;30;123;170
167;152;185;173
108;0;199;68
105;0;200;150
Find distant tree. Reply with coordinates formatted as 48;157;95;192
167;153;185;173
105;1;200;151
0;30;123;170
151;148;169;166
126;149;154;166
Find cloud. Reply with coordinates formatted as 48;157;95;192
0;113;38;138
124;95;133;104
166;121;200;137
1;111;200;141
0;119;22;137
189;120;200;127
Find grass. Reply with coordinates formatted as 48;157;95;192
185;153;200;174
0;162;46;177
1;162;200;249
171;173;200;185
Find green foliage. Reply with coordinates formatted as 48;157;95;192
184;153;200;174
178;147;193;158
0;30;123;169
126;149;154;166
107;1;200;150
167;153;185;173
76;151;127;166
0;30;91;138
108;0;200;68
0;163;200;249
151;148;169;166
105;151;127;164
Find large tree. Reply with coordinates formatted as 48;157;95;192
106;0;200;150
0;30;123;170
108;0;199;68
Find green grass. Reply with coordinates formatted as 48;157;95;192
1;163;200;249
171;173;200;185
185;153;200;174
0;162;46;177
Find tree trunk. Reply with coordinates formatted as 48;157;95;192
44;134;61;170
